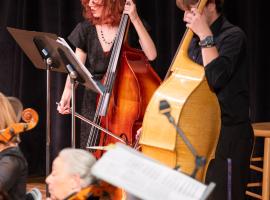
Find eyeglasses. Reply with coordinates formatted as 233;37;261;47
89;0;104;6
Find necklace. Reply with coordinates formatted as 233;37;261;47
100;26;116;45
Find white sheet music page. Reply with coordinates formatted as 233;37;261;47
91;143;207;200
56;37;90;75
55;37;103;94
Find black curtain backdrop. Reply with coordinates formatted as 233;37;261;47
0;0;269;181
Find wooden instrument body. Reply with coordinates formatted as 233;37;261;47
94;45;161;158
140;57;220;180
139;0;221;181
68;181;125;200
88;12;161;159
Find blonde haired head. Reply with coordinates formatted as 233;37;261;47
0;92;17;130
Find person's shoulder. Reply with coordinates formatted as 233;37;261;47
78;20;95;31
0;147;26;163
71;20;95;38
221;17;246;37
0;149;20;167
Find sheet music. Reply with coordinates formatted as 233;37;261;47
56;37;92;78
55;37;104;94
91;143;208;200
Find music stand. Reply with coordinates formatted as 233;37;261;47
43;36;104;147
7;27;104;196
49;37;104;94
7;27;60;197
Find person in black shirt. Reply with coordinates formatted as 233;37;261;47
0;146;28;200
176;0;254;199
0;92;28;200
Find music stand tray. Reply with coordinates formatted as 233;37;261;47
7;27;64;72
7;27;104;94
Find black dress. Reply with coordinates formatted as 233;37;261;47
68;20;112;148
0;146;28;200
188;16;254;200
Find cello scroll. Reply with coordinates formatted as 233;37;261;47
0;108;39;143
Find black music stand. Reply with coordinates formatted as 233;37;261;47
7;27;104;196
46;37;129;151
7;27;59;197
44;36;104;149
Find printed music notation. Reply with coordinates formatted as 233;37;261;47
91;143;215;200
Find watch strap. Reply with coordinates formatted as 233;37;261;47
198;35;215;48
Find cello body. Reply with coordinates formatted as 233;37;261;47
68;181;125;200
139;0;221;181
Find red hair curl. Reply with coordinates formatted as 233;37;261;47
81;0;125;26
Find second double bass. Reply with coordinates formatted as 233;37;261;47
139;0;221;181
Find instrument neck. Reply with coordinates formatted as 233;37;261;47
87;14;131;149
165;0;208;79
96;14;130;116
0;108;38;143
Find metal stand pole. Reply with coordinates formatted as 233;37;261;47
45;57;52;197
70;77;76;148
159;100;206;178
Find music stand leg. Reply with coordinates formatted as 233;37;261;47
45;58;52;197
71;78;76;148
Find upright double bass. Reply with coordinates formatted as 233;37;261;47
139;0;221;181
86;6;161;158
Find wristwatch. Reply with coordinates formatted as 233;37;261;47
198;36;215;48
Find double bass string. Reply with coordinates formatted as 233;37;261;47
86;14;129;150
86;14;126;149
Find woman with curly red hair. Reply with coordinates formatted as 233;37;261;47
57;0;157;148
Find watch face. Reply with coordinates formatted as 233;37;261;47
199;36;215;47
206;36;214;44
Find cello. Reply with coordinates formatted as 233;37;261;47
0;108;39;143
86;3;161;158
139;0;221;181
68;181;124;200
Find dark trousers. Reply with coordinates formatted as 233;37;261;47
205;123;254;200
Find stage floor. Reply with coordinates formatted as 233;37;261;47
27;177;46;199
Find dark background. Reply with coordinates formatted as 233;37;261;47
0;0;269;187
